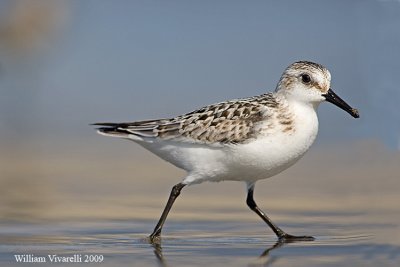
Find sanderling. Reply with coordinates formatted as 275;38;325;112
94;61;359;243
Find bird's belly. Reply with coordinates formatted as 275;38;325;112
228;141;307;181
138;140;228;176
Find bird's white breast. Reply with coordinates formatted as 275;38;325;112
223;101;319;183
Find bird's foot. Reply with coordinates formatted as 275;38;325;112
145;233;162;244
278;233;315;242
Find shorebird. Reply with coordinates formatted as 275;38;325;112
94;61;359;242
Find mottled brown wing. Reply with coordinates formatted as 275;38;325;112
158;94;278;144
95;94;276;145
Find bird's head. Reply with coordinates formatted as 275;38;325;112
276;61;359;118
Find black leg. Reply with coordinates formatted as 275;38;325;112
246;184;314;241
148;182;186;242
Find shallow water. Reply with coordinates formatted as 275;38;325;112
1;216;399;267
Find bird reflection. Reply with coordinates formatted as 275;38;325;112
151;237;309;267
251;239;288;266
152;242;168;267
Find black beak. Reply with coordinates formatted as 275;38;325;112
322;89;359;118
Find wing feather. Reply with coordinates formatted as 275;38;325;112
94;93;278;144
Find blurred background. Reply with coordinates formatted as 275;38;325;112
0;0;399;241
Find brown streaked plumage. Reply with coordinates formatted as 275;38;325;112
95;93;293;145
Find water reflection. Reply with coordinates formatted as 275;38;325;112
152;242;168;267
142;230;400;267
149;239;316;267
256;239;292;266
151;237;298;267
1;221;400;267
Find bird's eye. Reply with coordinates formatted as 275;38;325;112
301;74;311;84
